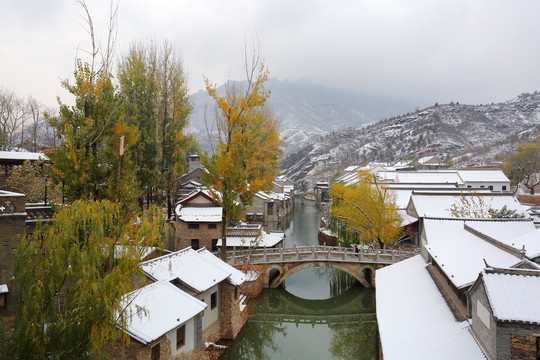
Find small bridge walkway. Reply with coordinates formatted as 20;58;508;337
227;245;417;288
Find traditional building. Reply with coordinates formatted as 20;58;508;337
174;189;222;252
139;248;248;347
468;267;540;360
111;280;207;360
218;223;285;250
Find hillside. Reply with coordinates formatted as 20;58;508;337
187;78;417;152
280;92;540;188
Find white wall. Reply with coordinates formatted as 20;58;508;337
166;318;195;356
197;284;219;330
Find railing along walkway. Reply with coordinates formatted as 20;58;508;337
227;244;417;266
249;312;376;325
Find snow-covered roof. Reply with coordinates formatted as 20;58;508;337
0;284;8;293
196;248;246;286
176;205;222;222
409;192;527;218
0;150;48;162
122;280;206;345
114;245;163;260
218;231;285;248
377;171;398;182
398;209;418;227
481;268;540;324
465;220;540;257
179;188;217;205
423;219;522;289
384;184;458;209
417;155;441;165
140;248;231;293
395;171;463;184
376;255;486;360
457;169;509;183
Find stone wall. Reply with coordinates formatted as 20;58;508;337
109;331;206;360
0;191;26;322
469;281;497;359
175;220;222;251
318;230;338;246
497;322;540;360
219;282;248;340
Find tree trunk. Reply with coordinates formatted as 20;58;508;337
221;212;227;261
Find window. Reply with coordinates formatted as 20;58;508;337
211;291;217;310
212;239;218;251
151;343;160;360
191;239;199;250
176;325;185;349
188;223;199;229
234;286;238;301
488;186;493;190
208;223;217;229
503;186;507;191
268;202;274;215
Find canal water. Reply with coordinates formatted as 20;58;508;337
220;199;378;360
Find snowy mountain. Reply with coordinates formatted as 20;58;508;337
280;92;540;188
187;78;417;152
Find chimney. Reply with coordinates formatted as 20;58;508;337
188;154;200;173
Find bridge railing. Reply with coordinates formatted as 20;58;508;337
227;244;418;266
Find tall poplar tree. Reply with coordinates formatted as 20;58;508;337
118;41;192;214
201;53;283;259
48;1;139;206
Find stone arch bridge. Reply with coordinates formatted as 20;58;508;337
227;245;417;288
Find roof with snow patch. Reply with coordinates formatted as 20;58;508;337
376;255;486;360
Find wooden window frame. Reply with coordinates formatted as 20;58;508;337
211;291;217;310
176;325;185;350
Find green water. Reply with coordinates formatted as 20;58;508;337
220;200;378;360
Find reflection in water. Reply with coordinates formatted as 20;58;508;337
220;200;377;360
220;269;377;360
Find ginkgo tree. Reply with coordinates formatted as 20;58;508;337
201;51;283;259
329;171;402;248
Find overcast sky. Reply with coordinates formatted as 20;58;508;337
3;0;540;109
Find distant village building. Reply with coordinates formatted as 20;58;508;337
180;154;205;186
244;191;292;226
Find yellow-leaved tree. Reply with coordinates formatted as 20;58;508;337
201;53;283;259
329;171;402;248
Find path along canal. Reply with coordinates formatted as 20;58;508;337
220;199;378;360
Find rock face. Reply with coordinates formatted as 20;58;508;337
280;92;540;188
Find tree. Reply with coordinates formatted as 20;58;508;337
3;160;62;204
329;171;402;248
449;192;525;218
0;200;164;360
0;87;27;149
201;52;283;259
117;40;192;214
48;1;139;206
503;142;540;194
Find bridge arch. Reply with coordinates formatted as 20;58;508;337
265;261;373;289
